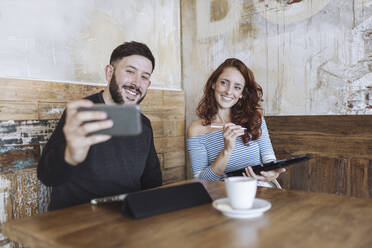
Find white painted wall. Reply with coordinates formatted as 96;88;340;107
0;0;181;89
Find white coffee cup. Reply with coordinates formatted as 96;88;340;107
225;176;257;209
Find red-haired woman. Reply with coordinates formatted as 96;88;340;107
187;58;285;187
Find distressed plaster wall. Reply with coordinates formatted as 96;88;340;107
0;0;181;90
182;0;372;126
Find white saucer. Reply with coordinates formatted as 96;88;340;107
212;198;271;219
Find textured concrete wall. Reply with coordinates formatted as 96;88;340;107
182;0;372;128
0;0;181;90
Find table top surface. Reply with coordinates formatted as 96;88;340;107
4;179;372;248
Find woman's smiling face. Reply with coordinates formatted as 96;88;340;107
212;67;245;109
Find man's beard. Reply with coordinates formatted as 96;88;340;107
109;73;146;104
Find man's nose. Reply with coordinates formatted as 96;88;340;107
131;74;142;87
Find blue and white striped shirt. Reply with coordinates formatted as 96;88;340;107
187;118;276;181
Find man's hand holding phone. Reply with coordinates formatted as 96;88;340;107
63;100;113;166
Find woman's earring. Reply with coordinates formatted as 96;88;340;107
239;96;242;99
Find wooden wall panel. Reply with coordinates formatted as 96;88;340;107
141;90;163;106
350;159;372;198
278;157;347;195
0;78;104;103
164;151;185;169
154;136;185;154
270;135;372;159
163;120;185;137
38;102;66;120
0;173;13;223
0;120;58;146
162;167;186;185
0;168;50;247
266;115;372;198
12;168;39;219
0;101;37;121
0;145;40;173
307;157;347;195
266;116;372;136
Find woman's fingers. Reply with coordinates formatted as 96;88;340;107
259;168;286;181
260;171;278;181
223;123;245;139
244;167;265;180
243;166;286;182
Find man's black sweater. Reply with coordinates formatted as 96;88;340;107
37;91;162;210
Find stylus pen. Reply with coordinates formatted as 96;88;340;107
210;125;247;130
90;194;127;205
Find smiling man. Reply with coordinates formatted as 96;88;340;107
37;41;162;210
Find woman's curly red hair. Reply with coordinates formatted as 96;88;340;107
196;58;263;144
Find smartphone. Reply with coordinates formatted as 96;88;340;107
78;104;142;136
225;154;311;177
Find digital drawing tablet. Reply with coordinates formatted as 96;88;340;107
78;104;142;136
226;154;311;177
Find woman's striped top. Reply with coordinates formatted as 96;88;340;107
187;118;276;181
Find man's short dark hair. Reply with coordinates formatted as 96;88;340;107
110;41;155;72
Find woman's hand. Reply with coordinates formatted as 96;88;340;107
209;123;245;176
243;166;286;182
222;123;245;153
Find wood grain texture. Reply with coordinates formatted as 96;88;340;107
266;115;372;198
154;136;185;154
282;157;347;195
0;78;104;102
266;115;372;137
12;168;40;219
162;167;186;184
164;151;185;169
0;120;58;146
0;168;48;221
0;101;37;121
4;180;372;248
350;159;372;198
38;102;66;120
0;173;13;223
0;145;40;173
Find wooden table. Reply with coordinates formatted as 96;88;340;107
4;180;372;248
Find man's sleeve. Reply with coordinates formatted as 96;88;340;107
37;112;83;186
141;124;162;190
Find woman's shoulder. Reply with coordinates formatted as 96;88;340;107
187;120;210;138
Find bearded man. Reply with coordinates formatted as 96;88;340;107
38;41;162;210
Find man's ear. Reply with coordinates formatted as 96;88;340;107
148;80;152;87
105;65;114;83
